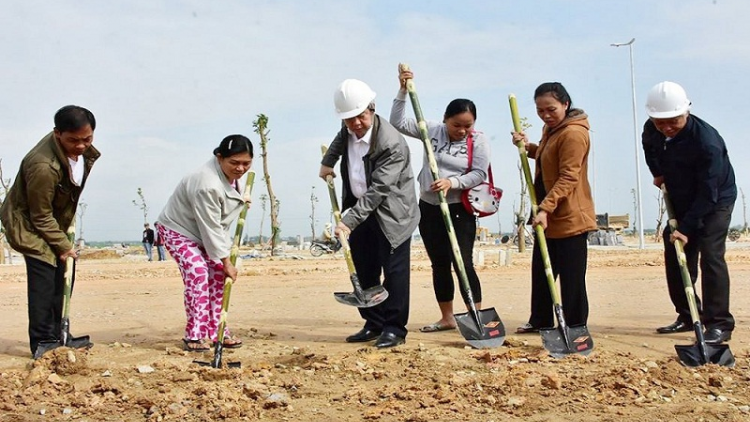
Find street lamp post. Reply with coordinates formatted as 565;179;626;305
611;38;645;250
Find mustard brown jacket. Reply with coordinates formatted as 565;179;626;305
527;109;596;239
0;132;100;266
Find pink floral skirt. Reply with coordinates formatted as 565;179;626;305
157;224;228;341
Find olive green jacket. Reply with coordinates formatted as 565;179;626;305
0;132;100;266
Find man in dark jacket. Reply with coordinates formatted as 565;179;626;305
0;105;100;357
642;81;736;344
320;79;419;348
142;223;155;261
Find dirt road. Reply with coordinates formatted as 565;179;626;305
0;243;749;421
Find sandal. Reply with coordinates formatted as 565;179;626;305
183;338;211;352
419;322;456;333
213;336;243;349
515;323;540;334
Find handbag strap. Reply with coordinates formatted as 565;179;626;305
465;131;495;185
466;131;473;172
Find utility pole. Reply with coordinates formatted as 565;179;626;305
742;188;748;235
611;38;645;249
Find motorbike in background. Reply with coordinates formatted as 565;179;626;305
310;239;342;257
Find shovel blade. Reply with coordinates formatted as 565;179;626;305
66;335;93;350
191;343;242;369
454;308;506;349
33;340;63;359
675;343;735;367
540;324;594;358
193;359;242;369
334;285;389;308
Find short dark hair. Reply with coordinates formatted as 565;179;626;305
534;82;573;114
54;105;96;132
444;99;476;120
213;134;254;158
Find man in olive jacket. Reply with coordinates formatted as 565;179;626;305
320;79;419;349
0;105;100;356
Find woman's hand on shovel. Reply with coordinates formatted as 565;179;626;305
511;131;529;150
532;210;549;230
398;66;414;92
221;258;238;281
430;178;451;196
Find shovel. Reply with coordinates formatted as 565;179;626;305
321;145;389;308
33;222;92;359
401;64;505;348
661;185;734;367
509;94;594;358
194;170;256;369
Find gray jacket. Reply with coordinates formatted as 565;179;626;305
390;94;490;205
158;158;245;260
321;114;419;249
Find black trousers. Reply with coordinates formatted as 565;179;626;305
418;201;482;304
25;256;72;354
663;204;734;331
528;232;590;328
349;215;411;338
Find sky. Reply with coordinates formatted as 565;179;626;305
1;0;748;242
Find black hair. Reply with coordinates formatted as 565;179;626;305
54;105;96;132
444;99;477;120
534;82;573;114
213;134;254;158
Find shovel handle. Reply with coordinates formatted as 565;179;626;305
660;185;703;325
214;170;256;356
321;147;366;293
400;63;478;312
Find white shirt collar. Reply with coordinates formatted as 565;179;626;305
347;126;373;145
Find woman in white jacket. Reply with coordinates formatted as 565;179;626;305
157;135;253;352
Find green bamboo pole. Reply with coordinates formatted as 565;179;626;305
661;186;703;342
321;146;359;287
400;63;481;331
60;222;76;345
509;94;561;305
212;170;255;367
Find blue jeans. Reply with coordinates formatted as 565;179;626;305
143;242;153;261
156;245;166;261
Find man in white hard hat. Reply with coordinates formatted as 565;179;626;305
642;81;737;344
320;78;419;348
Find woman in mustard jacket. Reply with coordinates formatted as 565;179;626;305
511;82;597;333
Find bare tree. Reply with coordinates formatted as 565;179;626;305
653;190;666;242
741;187;748;236
515;164;529;253
258;193;268;248
254;114;282;255
514;116;533;252
0;159;11;264
132;187;149;224
310;186;318;240
77;201;88;246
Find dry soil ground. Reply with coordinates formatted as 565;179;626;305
1;241;750;421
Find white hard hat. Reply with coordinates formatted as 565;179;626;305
645;81;691;118
333;79;376;119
